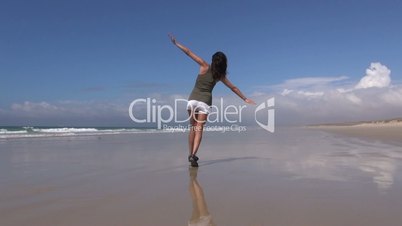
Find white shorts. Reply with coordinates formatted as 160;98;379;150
187;100;210;114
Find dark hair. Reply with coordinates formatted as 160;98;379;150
211;51;227;81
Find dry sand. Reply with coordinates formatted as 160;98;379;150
1;128;402;226
309;120;402;143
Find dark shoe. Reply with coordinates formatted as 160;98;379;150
188;154;199;162
189;155;199;167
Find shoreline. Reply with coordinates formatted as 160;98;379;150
308;119;402;143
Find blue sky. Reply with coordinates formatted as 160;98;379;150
1;0;402;126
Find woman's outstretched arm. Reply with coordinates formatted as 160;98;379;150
168;34;209;73
221;77;256;105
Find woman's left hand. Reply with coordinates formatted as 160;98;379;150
245;98;256;105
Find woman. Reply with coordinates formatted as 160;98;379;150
169;34;255;167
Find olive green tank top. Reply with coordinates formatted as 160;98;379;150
188;69;217;106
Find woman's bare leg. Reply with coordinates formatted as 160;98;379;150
188;110;196;155
188;110;195;155
191;113;207;156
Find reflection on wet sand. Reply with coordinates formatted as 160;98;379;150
188;167;216;226
276;137;402;192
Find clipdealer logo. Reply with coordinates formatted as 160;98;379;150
254;97;275;133
128;98;275;133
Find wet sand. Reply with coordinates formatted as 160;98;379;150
1;128;402;226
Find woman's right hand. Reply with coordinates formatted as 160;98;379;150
168;33;176;45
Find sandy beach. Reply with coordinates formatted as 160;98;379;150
1;127;402;226
310;120;402;144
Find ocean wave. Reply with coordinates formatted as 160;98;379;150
0;127;172;139
0;129;28;134
32;128;99;133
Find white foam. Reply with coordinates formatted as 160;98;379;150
33;128;99;133
0;127;172;139
0;129;28;134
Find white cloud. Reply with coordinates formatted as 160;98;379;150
11;101;60;114
0;96;192;126
276;76;349;90
2;100;129;122
265;62;402;125
1;63;400;126
380;87;402;106
345;93;362;104
297;90;324;97
355;62;391;89
280;89;293;96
